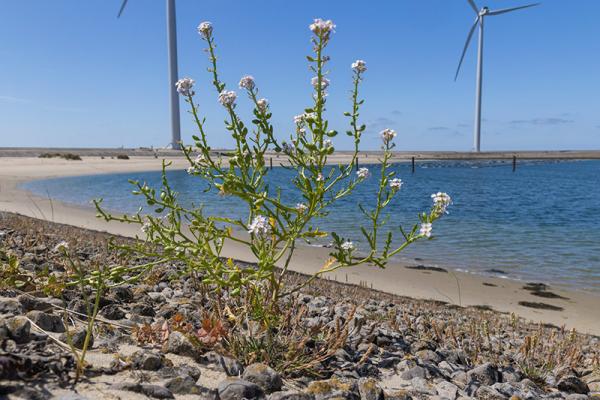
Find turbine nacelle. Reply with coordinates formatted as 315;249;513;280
479;7;490;16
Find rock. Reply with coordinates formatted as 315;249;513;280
410;377;436;395
108;286;134;303
6;316;30;343
306;378;359;400
401;366;427;380
242;363;282;394
416;349;442;364
67;299;88;316
436;380;459;399
268;391;315;400
557;375;590;394
100;304;125;320
383;390;412;400
357;377;384;400
475;386;508;400
26;310;65;332
162;331;198;358
130;350;163;371
218;378;265;400
467;363;501;386
165;375;203;395
59;329;93;350
17;295;53;312
0;297;22;315
565;395;589;400
131;302;156;317
199;351;244;376
158;364;202;381
111;382;174;399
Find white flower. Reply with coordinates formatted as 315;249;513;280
248;215;270;236
282;142;295;154
323;139;332;148
419;223;433;238
197;21;213;38
389;178;403;191
194;154;205;164
238;75;255;90
341;241;355;251
256;98;268;113
175;77;195;97
295;203;308;213
356;167;370;179
53;241;69;252
311;76;330;90
141;222;151;233
351;60;367;73
316;173;324;182
431;192;452;215
218;90;237;107
380;128;397;144
309;19;336;37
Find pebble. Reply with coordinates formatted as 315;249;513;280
242;363;283;394
218;378;266;400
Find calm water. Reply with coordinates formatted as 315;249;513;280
23;160;600;293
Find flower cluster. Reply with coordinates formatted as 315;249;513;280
238;75;255;91
141;221;151;234
295;203;308;213
218;90;237;108
309;18;335;39
419;222;432;238
248;215;270;236
197;21;213;39
256;98;268;113
53;241;69;252
341;241;355;251
432;192;452;216
351;60;367;73
311;76;330;90
389;178;403;191
356;167;370;179
380;128;397;145
175;77;195;97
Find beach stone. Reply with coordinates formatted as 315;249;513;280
6;316;30;343
158;364;202;381
199;351;244;376
108;286;134;303
162;331;198;358
165;375;202;395
242;363;282;393
268;391;315;400
416;349;442;364
17;294;52;312
401;366;427;380
410;377;436;395
218;378;265;400
475;386;508;400
100;304;125;320
67;299;88;316
111;382;174;399
59;329;93;349
130;349;163;371
357;377;384;400
131;302;156;317
0;297;22;315
26;310;65;332
565;395;589;400
436;380;459;399
557;375;590;394
467;363;501;385
306;378;359;400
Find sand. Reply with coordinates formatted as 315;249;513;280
1;155;599;335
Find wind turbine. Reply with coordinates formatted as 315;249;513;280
118;0;181;150
455;0;540;152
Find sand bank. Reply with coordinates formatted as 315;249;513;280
1;156;599;335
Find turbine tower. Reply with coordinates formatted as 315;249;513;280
455;0;540;152
118;0;181;150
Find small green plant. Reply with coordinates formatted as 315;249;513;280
39;152;82;160
116;154;130;160
93;19;451;325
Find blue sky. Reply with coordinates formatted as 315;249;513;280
1;0;599;151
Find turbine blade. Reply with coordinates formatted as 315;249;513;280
117;0;129;18
488;3;540;16
455;17;479;81
467;0;479;14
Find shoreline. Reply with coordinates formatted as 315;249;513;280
1;156;599;335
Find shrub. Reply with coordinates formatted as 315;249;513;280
93;19;450;333
116;154;130;160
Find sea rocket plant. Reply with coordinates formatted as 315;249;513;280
94;18;451;320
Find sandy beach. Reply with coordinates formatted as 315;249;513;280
1;155;599;335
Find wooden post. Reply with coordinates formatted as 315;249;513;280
411;157;415;173
269;157;273;170
512;155;517;172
